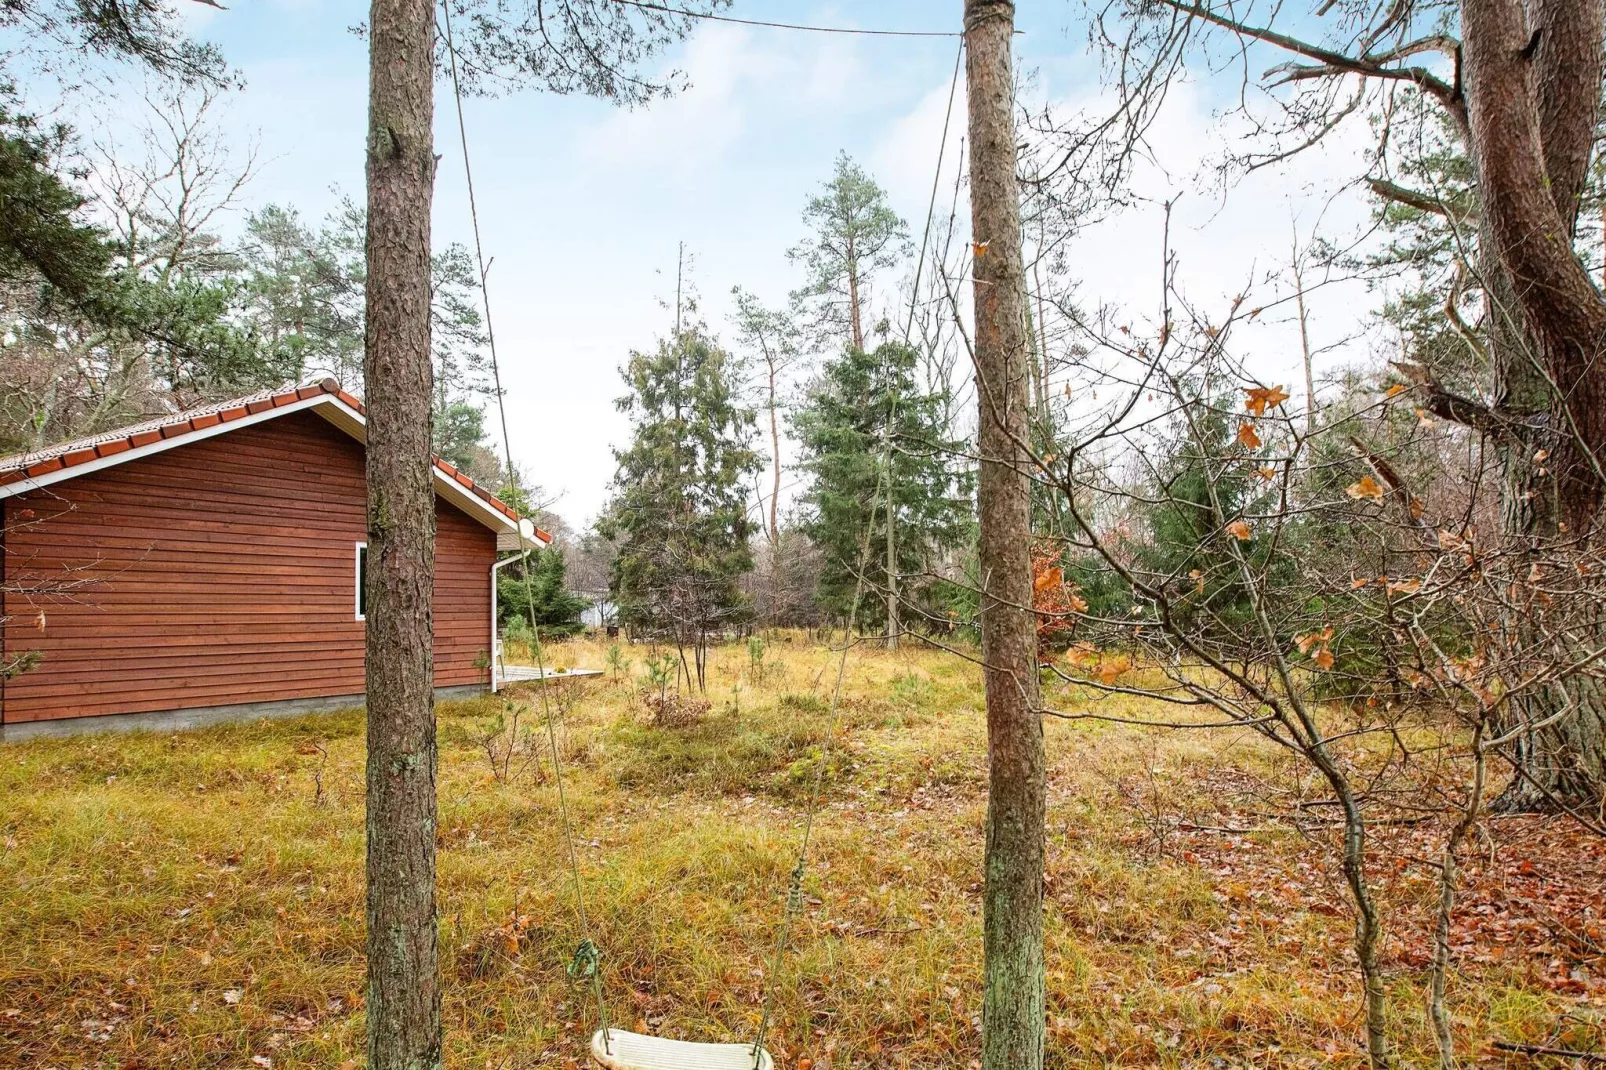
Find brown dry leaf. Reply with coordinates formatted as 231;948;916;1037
1409;497;1426;519
1243;385;1291;416
34;610;45;631
1096;655;1132;685
1385;383;1408;398
1387;578;1423;595
1033;566;1063;594
1437;529;1463;550
1534;448;1551;462
1528;562;1543;582
1189;567;1204;593
1415;407;1436;428
1350;576;1369;588
1312;648;1335;670
1295;627;1334;655
1346;475;1385;500
1254;465;1278;481
1067;590;1089;614
972;240;990;258
1225;519;1252;540
1063;642;1098;668
1236;421;1262;450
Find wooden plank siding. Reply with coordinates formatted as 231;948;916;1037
0;410;497;724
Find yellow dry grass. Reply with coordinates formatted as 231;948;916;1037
0;636;1587;1068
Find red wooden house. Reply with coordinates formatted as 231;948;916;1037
0;379;547;740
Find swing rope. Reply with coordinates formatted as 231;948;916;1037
439;0;613;1051
439;8;964;1063
752;43;964;1062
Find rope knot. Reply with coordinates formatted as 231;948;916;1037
567;939;602;980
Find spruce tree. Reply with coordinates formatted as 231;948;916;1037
794;340;970;632
601;329;759;689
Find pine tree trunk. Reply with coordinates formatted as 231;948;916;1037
363;0;440;1066
1461;0;1606;808
965;3;1046;1068
767;365;781;545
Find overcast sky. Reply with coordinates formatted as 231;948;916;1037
68;2;1381;525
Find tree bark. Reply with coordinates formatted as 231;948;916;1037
965;3;1046;1068
767;361;781;545
363;1;440;1067
1463;0;1606;527
847;235;865;352
1461;0;1606;808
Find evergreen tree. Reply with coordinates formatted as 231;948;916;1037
788;153;909;351
600;328;759;689
497;546;588;638
794;340;971;631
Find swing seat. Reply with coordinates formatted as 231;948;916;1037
590;1029;773;1070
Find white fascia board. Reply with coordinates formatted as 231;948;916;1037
0;393;530;539
0;394;334;500
304;398;522;536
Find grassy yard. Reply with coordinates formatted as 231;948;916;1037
1;637;1601;1068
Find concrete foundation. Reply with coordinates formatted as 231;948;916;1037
0;684;489;743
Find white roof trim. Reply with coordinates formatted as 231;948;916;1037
0;393;529;538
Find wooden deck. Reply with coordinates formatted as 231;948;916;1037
492;665;604;688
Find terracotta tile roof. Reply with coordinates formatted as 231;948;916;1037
0;378;548;539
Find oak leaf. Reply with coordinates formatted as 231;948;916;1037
1096;655;1132;685
1236;421;1262;449
1243;385;1291;416
1346;475;1385;500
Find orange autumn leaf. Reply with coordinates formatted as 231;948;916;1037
1387;577;1423;595
1385;383;1408;398
1254;465;1278;482
1225;519;1252;540
1031;546;1082;651
1064;642;1099;668
1295;627;1334;655
1189;567;1205;593
1244;384;1291;417
1096;654;1132;685
1346;475;1385;500
1236;421;1262;450
1312;647;1335;670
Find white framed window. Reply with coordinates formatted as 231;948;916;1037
355;542;368;621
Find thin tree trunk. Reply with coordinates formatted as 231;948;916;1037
1291;229;1317;435
848;241;865;352
363;0;440;1066
1431;726;1488;1070
966;3;1045;1068
886;484;899;649
883;380;900;651
767;362;781;545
